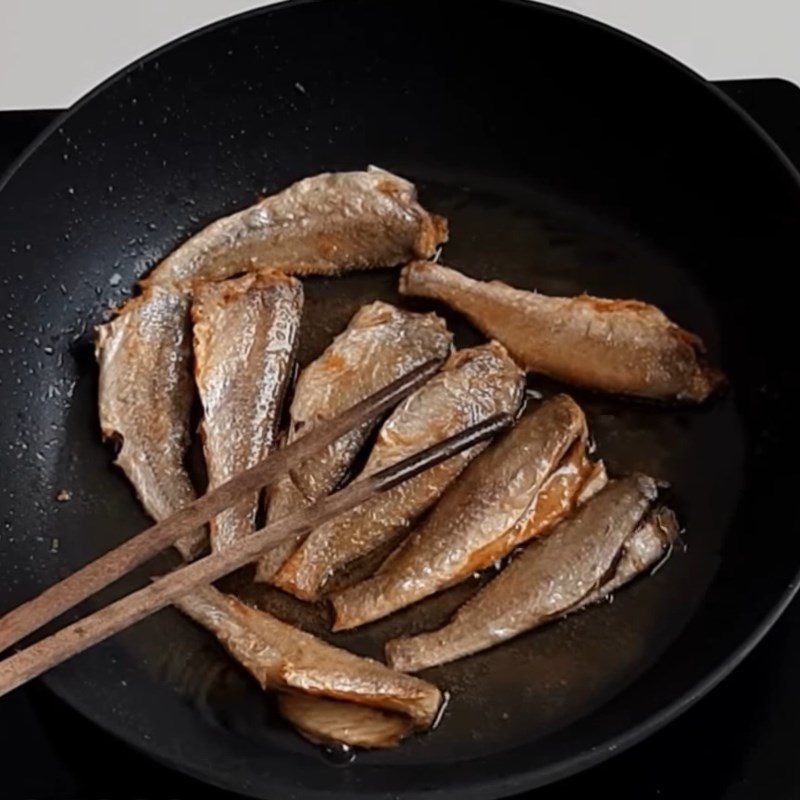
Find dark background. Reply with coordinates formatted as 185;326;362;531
1;79;799;799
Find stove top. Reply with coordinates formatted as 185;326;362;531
1;79;799;800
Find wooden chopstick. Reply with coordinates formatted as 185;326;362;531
0;413;512;698
0;358;443;655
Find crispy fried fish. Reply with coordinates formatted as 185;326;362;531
144;168;447;288
175;584;441;748
192;271;303;552
386;476;677;672
277;694;415;749
95;286;205;559
400;261;723;402
330;395;601;630
272;342;525;601
255;301;453;582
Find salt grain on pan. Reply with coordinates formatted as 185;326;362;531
55;488;72;502
109;272;122;286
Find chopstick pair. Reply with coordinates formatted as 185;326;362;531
0;358;513;698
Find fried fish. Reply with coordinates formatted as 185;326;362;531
385;475;677;672
192;271;302;552
272;342;525;601
175;584;441;748
144;168;447;288
400;261;723;402
95;286;205;559
255;301;452;582
331;395;602;630
276;694;416;749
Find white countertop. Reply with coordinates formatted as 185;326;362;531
1;0;798;109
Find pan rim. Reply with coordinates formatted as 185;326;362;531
2;0;800;797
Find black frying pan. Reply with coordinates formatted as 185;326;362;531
1;1;798;798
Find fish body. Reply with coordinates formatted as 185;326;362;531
175;584;441;747
256;301;452;581
400;261;723;402
331;395;598;630
386;475;676;672
95;286;204;559
277;694;414;749
272;342;525;600
192;271;303;551
145;168;447;288
573;506;678;611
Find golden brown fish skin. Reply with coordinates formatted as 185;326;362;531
255;301;453;582
192;271;303;552
277;694;414;749
143;168;447;288
449;438;607;576
174;584;442;732
272;342;526;601
490;438;604;548
400;261;724;402
330;395;596;631
95;286;205;559
385;475;668;672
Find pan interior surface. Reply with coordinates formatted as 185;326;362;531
0;1;798;797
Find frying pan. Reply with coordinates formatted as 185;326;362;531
1;1;798;797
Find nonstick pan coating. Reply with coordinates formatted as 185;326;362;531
1;1;799;798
